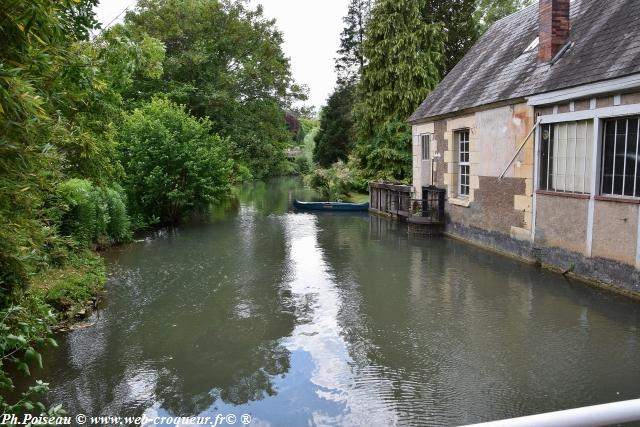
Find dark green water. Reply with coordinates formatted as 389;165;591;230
41;178;640;426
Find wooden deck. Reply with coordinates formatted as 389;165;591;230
369;182;446;234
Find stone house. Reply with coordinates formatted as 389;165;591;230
408;0;640;296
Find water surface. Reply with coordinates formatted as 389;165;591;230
42;178;640;426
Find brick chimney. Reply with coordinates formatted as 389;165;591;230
538;0;571;63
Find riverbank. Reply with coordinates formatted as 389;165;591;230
30;250;106;327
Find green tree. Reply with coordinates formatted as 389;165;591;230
424;0;479;75
125;0;306;179
118;98;233;224
474;0;534;33
51;26;165;185
351;0;445;181
0;0;88;303
313;84;355;167
353;0;445;141
335;0;373;85
354;120;413;182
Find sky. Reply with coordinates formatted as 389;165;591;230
94;0;349;110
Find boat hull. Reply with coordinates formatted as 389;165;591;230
293;200;369;212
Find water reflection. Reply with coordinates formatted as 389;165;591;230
39;178;640;426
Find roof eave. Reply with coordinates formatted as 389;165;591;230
408;97;529;125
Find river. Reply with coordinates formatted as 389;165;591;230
40;178;640;426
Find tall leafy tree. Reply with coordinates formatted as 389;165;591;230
313;84;355;167
125;0;307;179
354;0;445;141
335;0;373;86
474;0;534;33
352;0;445;181
424;0;479;76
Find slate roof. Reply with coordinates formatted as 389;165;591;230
409;0;640;123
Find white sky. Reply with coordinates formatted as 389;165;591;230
94;0;348;110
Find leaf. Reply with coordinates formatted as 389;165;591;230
25;348;43;369
7;334;27;346
17;362;30;376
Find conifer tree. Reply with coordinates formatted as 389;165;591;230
313;84;355;167
353;0;445;140
335;0;373;86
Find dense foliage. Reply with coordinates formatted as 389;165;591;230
354;120;413;183
353;0;445;142
124;0;307;179
305;160;361;202
313;84;356;168
425;0;479;76
119;98;233;224
348;0;444;182
58;179;131;247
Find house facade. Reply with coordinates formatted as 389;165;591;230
409;0;640;296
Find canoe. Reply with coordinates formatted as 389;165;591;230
293;200;369;212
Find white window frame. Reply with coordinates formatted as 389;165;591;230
599;115;640;199
456;129;470;197
420;134;431;160
539;120;593;194
532;97;640;256
536;105;640;199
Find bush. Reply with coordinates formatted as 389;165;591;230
58;179;97;246
294;157;310;175
118;98;233;224
58;179;131;246
304;160;357;201
104;187;131;243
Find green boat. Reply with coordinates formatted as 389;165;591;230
293;200;369;212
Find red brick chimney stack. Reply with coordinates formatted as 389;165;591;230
538;0;571;63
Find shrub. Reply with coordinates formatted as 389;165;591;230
304;160;357;201
118;98;233;224
58;179;97;246
58;179;130;246
104;187;131;243
294;157;310;175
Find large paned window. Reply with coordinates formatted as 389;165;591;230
539;120;593;194
601;116;640;198
421;134;430;160
457;129;470;196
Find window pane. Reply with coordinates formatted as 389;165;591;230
601;115;640;198
540;124;551;190
541;120;592;193
421;134;430;160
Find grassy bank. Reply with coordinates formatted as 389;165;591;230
30;251;106;325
